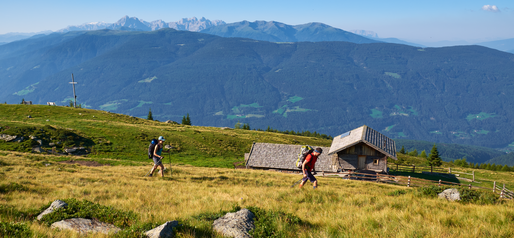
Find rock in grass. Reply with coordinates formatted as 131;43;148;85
50;218;121;235
37;200;68;220
145;220;179;238
213;208;255;238
438;188;461;201
0;134;17;142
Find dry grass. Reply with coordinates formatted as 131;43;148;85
1;151;514;237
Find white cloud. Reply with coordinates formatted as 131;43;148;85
482;5;501;12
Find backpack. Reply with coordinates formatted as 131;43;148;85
148;139;158;159
295;145;314;169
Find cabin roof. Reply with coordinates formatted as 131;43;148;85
246;143;334;172
328;125;397;160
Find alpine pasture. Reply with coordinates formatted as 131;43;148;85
1;104;514;237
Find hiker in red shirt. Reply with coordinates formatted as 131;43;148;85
299;147;323;189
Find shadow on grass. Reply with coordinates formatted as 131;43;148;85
389;171;460;183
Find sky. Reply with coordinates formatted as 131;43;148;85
1;0;513;44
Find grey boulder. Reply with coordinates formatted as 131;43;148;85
37;200;68;220
213;208;255;238
51;218;121;235
438;188;461;201
145;220;179;238
0;134;17;142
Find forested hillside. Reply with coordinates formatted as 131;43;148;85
1;29;514;151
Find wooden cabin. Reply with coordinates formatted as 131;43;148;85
245;125;396;174
328;125;397;173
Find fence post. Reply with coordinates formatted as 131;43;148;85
376;173;379;182
438;179;441;187
502;184;506;199
431;165;433;174
408;176;411;187
468;184;472;189
412;165;415;173
493;181;496;193
472;171;475;182
449;167;451;174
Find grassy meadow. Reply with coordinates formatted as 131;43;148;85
1;104;514;237
0;104;331;168
1;151;514;237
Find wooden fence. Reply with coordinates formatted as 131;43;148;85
323;171;512;199
389;165;476;181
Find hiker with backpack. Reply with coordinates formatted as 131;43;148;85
148;136;169;177
299;147;323;189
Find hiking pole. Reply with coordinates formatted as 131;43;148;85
291;178;304;188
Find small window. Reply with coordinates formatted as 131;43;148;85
340;131;351;138
373;159;379;165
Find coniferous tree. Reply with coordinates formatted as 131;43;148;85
147;108;153;120
427;144;442;167
186;113;191;125
234;121;241;129
21;98;25;104
182;113;191;125
501;165;509;171
420;150;427;158
399;146;406;154
408;149;418;157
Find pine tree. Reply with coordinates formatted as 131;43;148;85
147;108;153;120
399;146;406;154
420;150;427;158
186;113;191;125
408;149;418;157
234;121;241;129
21;98;25;104
501;165;509;171
427;144;442;167
182;113;191;125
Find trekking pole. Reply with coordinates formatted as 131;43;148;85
291;178;304;188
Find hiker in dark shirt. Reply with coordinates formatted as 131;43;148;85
149;136;169;177
299;148;322;189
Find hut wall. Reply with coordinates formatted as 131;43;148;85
340;143;382;156
365;156;387;171
336;143;387;171
337;154;358;170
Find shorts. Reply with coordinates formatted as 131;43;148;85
302;170;317;183
152;156;163;166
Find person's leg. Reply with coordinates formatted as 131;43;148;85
306;170;317;188
149;164;157;176
159;164;164;177
299;179;307;188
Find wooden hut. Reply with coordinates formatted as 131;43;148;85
328;125;397;173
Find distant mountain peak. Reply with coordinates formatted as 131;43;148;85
350;30;379;38
54;16;225;33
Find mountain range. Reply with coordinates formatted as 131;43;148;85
1;29;514;153
1;16;513;54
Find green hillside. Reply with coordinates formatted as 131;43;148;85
0;104;331;167
1;29;514;151
395;139;506;164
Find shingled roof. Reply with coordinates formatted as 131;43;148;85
328;125;397;160
246;143;335;172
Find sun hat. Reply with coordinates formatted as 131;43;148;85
158;136;165;141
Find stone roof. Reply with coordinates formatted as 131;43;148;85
246;143;334;172
328;125;397;160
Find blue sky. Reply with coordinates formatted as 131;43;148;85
1;0;513;43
